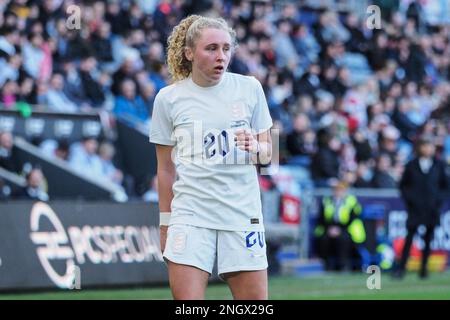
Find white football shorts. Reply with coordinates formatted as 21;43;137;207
163;224;268;277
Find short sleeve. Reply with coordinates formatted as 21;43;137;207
251;78;273;134
149;93;176;146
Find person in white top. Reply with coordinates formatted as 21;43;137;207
150;15;273;300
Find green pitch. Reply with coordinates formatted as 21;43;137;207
1;270;449;300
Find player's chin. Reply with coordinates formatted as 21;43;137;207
211;69;224;77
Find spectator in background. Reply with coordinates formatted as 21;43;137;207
147;60;169;94
17;77;37;104
40;138;70;161
273;19;299;70
50;18;71;68
128;28;149;58
321;64;346;99
0;27;19;59
0;131;17;173
139;80;156;117
111;59;137;95
60;59;90;108
257;35;276;71
146;41;167;72
79;55;107;108
343;12;367;53
312;90;335;128
393;98;420;142
294;63;321;97
98;141;123;187
296;94;315;121
17;167;49;202
92;21;116;72
342;83;369;128
69;137;126;191
113;31;144;71
36;80;49;107
286;113;315;166
0;54;23;87
45;73;78;112
114;78;149;123
0;79;18;108
371;153;397;188
379;125;401;166
318;11;351;45
311;129;341;187
352;128;373;163
68;136;103;176
105;0;127;35
65;28;93;62
292;23;320;70
368;32;390;71
22;32;45;79
54;139;70;161
353;161;373;188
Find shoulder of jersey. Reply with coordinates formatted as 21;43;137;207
226;72;260;89
155;79;189;102
226;72;258;84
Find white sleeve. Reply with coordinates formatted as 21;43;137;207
149;92;176;146
251;78;273;134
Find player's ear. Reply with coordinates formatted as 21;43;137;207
184;47;193;62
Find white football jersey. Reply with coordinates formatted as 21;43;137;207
149;72;273;231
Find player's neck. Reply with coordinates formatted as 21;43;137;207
191;71;223;88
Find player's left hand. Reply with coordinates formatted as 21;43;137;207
234;129;260;154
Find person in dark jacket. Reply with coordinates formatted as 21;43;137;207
371;153;397;188
286;113;316;166
0;131;18;173
79;56;106;107
393;135;449;279
17;167;49;202
311;129;340;187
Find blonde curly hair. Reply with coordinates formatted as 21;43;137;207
167;15;237;82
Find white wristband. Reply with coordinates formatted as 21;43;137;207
159;212;171;226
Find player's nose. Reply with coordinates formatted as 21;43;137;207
216;49;227;61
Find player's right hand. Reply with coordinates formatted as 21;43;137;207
160;226;168;255
234;129;259;154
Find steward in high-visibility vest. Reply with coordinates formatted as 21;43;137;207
314;180;366;271
314;194;366;244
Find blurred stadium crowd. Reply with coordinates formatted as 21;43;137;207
0;0;450;201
